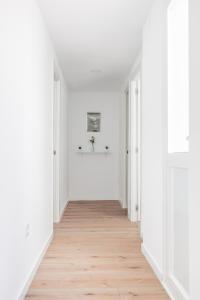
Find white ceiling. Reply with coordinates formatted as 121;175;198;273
37;0;153;91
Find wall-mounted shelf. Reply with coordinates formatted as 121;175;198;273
76;150;111;154
76;145;111;154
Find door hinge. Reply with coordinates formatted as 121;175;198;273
135;204;139;212
135;147;139;154
135;88;139;95
53;150;56;155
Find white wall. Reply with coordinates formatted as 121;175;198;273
68;92;120;201
141;0;170;293
141;0;167;276
189;1;200;299
0;1;69;299
141;2;191;299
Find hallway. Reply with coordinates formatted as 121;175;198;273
2;0;200;298
25;201;169;300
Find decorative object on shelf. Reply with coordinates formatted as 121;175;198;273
87;112;101;132
89;136;95;152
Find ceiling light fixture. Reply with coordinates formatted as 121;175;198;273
90;69;103;74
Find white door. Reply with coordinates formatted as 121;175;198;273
126;80;140;222
53;79;61;223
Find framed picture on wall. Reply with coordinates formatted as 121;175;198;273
87;112;101;132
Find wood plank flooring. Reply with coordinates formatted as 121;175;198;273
25;201;169;300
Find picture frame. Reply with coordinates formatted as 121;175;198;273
87;112;101;132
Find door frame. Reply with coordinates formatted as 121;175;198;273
125;77;141;223
125;88;129;214
53;71;61;223
163;1;190;297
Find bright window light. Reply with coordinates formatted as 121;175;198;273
168;0;189;153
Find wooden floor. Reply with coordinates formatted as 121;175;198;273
26;201;169;300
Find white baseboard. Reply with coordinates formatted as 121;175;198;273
141;244;189;300
119;197;127;209
163;276;189;300
18;232;53;300
141;243;163;282
54;199;69;224
59;200;69;222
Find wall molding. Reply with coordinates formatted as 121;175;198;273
59;199;70;222
18;232;53;300
141;244;164;282
119;197;127;209
141;244;189;300
164;276;189;300
141;244;173;299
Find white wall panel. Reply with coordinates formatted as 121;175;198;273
167;154;189;298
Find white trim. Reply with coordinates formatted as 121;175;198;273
141;244;164;282
53;79;61;223
18;232;53;300
118;91;127;210
119;198;127;209
165;153;189;300
164;276;189;300
125;77;141;223
142;244;189;300
59;200;70;222
141;244;174;299
167;153;189;168
120;55;141;215
136;77;141;223
127;80;138;222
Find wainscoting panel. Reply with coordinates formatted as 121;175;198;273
166;153;189;300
